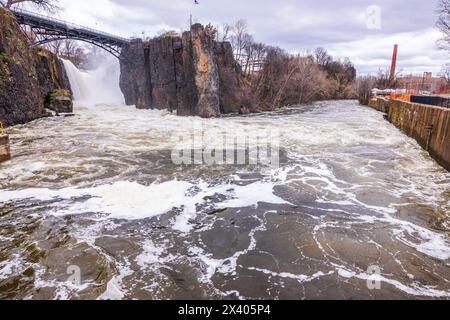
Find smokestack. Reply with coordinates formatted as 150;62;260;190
389;44;398;88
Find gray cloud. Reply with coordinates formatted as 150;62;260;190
57;0;448;75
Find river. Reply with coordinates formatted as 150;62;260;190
0;59;449;300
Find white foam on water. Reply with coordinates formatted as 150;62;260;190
136;240;166;269
336;267;450;298
247;267;334;283
0;255;23;280
98;261;134;300
0;167;291;233
184;213;270;284
2;99;450;299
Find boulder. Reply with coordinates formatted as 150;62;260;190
46;90;73;114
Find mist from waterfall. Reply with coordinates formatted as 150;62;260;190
62;55;125;107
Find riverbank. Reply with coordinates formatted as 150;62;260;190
368;98;450;172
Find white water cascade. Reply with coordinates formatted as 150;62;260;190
62;56;125;107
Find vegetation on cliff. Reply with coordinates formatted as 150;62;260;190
1;0;59;13
120;22;359;117
216;20;357;110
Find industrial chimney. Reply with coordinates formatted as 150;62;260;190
388;44;398;88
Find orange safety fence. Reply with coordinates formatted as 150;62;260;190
388;92;411;102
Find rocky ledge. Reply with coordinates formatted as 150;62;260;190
45;89;73;114
120;24;253;118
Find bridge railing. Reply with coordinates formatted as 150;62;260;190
12;7;130;43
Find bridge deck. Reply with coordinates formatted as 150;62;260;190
12;8;129;48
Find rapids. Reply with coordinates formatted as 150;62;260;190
0;59;449;299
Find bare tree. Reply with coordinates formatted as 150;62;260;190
241;33;255;74
51;39;87;67
313;47;332;68
230;20;252;63
356;76;376;105
243;42;267;75
4;0;60;12
217;23;232;42
437;0;450;51
45;40;63;56
441;63;450;84
374;68;400;89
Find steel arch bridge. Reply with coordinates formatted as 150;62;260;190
11;8;130;58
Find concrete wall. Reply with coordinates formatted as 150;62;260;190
369;98;450;172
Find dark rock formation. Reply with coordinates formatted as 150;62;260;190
119;39;148;108
0;8;71;127
45;89;73;114
120;24;252;118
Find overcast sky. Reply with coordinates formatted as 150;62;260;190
52;0;448;75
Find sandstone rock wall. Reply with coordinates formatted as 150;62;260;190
0;8;71;127
119;24;251;117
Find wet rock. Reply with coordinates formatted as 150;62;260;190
119;23;251;118
95;236;141;259
37;242;114;299
119;39;149;109
45;90;73;114
0;8;71;127
0;267;36;299
206;208;228;215
239;106;251;115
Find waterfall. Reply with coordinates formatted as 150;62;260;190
62;56;125;107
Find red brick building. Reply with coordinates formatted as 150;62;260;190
397;73;449;94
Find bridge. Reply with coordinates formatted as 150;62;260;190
10;8;130;58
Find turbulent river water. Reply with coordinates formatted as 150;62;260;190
0;59;449;300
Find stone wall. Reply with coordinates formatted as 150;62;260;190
369;98;450;171
119;24;251;118
0;7;71;127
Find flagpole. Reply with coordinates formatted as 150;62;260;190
190;0;199;28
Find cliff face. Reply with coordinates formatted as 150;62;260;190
0;8;71;127
120;24;251;118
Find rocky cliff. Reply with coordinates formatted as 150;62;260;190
120;24;251;117
0;7;71;127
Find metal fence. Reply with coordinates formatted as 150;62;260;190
410;96;450;109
